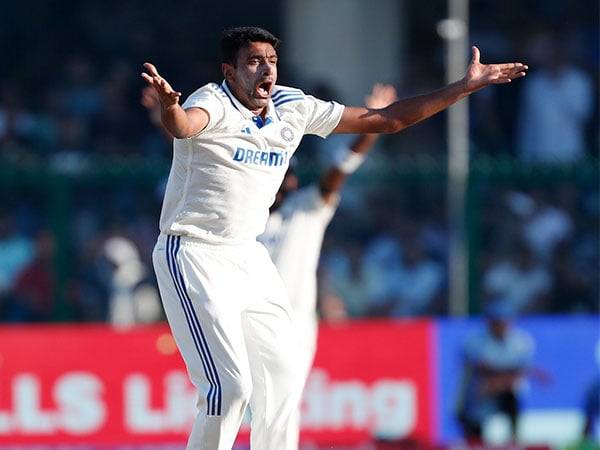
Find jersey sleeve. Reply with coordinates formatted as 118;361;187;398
181;83;226;134
272;85;345;138
302;95;345;138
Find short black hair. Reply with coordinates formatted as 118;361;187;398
220;27;280;65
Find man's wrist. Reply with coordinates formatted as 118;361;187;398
335;148;366;174
455;77;470;95
461;77;484;96
162;102;181;112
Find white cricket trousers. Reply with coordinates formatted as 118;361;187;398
289;311;319;449
152;234;302;450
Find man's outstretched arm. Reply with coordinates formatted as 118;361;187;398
319;84;397;204
334;46;527;134
141;62;209;138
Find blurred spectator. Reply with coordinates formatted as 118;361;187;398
91;62;143;156
31;92;61;155
550;239;598;313
420;212;449;265
516;33;594;164
0;83;36;144
0;83;39;162
0;214;35;295
320;239;369;317
366;240;444;317
90;85;133;155
483;242;552;314
103;235;162;328
565;341;600;450
485;186;598;314
71;235;113;321
582;374;600;441
361;234;404;312
582;340;600;439
506;189;574;261
317;292;350;323
471;87;510;155
7;230;55;321
58;55;103;120
71;231;162;326
456;302;535;444
523;199;573;261
49;115;92;172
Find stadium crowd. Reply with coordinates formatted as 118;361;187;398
0;0;597;324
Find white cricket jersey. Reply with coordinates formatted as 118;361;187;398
259;185;338;317
159;81;344;244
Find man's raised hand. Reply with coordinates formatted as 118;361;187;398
365;83;398;110
464;46;528;93
141;62;182;108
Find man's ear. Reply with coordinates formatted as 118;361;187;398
222;63;234;82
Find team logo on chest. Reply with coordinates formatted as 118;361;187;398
280;127;295;142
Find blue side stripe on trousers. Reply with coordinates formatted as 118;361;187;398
165;235;216;415
167;236;220;415
170;236;218;415
166;235;222;415
172;236;222;415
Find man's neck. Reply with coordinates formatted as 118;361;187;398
225;80;269;118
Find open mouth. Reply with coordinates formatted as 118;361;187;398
256;80;273;98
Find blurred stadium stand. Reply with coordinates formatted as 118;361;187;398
0;0;598;448
0;156;597;323
0;1;597;324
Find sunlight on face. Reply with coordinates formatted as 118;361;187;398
224;41;278;114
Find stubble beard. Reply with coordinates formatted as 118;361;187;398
248;86;269;110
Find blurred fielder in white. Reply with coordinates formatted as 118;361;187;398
258;83;397;446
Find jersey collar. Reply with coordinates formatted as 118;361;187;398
220;81;278;126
